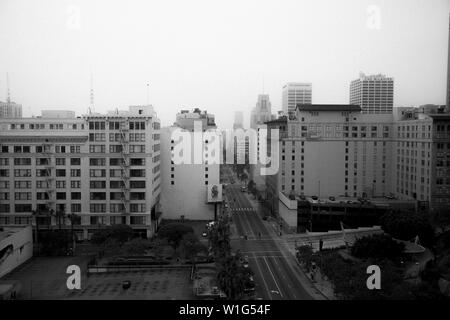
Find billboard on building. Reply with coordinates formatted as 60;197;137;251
207;184;223;203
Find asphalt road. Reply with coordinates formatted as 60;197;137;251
225;177;314;300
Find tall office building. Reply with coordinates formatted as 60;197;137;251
446;14;450;112
233;111;244;130
350;73;394;114
0;101;22;118
0;106;161;239
250;94;273;130
282;83;312;115
160;108;221;220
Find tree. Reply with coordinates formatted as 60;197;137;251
157;223;194;249
296;245;314;271
91;224;134;246
380;210;435;247
178;232;207;262
351;234;405;262
119;238;153;255
217;251;249;300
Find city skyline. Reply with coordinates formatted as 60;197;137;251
0;0;449;129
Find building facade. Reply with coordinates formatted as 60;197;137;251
160;109;221;220
282;83;312;115
350;73;394;114
264;104;450;219
0;106;161;240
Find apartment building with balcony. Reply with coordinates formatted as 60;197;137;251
0;106;161;240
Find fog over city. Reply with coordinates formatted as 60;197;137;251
0;0;449;128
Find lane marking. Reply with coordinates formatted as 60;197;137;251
263;257;283;298
251;252;272;301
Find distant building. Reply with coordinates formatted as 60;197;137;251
250;94;274;130
40;110;75;118
160;108;221;220
282;83;312;115
350;72;394;114
447;15;450;112
0;101;22;118
233;111;244;130
0;105;161;239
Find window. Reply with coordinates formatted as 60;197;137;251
14;181;31;189
89;145;105;153
56;181;66;188
0;192;9;200
130;169;145;177
109;145;123;153
130;181;146;188
70;158;81;165
1;146;9;153
90;158;106;166
90;204;106;213
109;158;123;166
0;158;9;165
55;145;66;153
90;192;106;200
0;204;10;213
130;158;145;166
56;169;66;177
71;181;81;188
71;203;81;213
55;158;66;166
70;169;81;177
130;204;146;213
90;169;106;177
130;216;145;225
15;204;32;212
14;158;31;165
71;192;81;200
15;192;31;200
0;169;9;177
89;121;106;130
129;145;145;153
70;146;81;153
130;192;145;200
109;169;123;177
90;181;106;189
56;192;66;200
14;146;31;153
0;181;10;189
14;169;31;177
110;192;123;200
110;181;124;188
110;203;125;213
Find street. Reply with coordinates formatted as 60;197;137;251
224;175;315;300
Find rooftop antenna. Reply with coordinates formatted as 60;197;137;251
146;82;150;105
6;72;11;104
89;72;94;114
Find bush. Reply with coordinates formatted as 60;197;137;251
351;234;404;261
91;224;134;245
380;210;435;247
157;223;194;249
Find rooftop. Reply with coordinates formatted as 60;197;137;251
296;104;362;112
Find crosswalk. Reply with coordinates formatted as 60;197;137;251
231;207;254;211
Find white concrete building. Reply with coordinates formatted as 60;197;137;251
282;83;312;115
0;105;161;239
160;109;221;220
264;104;450;219
350;73;394;114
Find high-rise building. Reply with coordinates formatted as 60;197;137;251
0;105;161;239
160;108;221;220
233;111;244;130
0;101;22;118
250;94;273;130
282;83;312;115
350;73;394;114
446;14;450;112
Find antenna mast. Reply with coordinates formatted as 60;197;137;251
89;73;94;114
6;72;11;104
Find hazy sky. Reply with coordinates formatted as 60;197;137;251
0;0;449;128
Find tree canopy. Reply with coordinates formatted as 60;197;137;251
351;234;405;261
157;223;194;249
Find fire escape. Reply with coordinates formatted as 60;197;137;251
43;141;55;222
119;120;130;217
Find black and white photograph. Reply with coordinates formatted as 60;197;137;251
0;0;450;314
